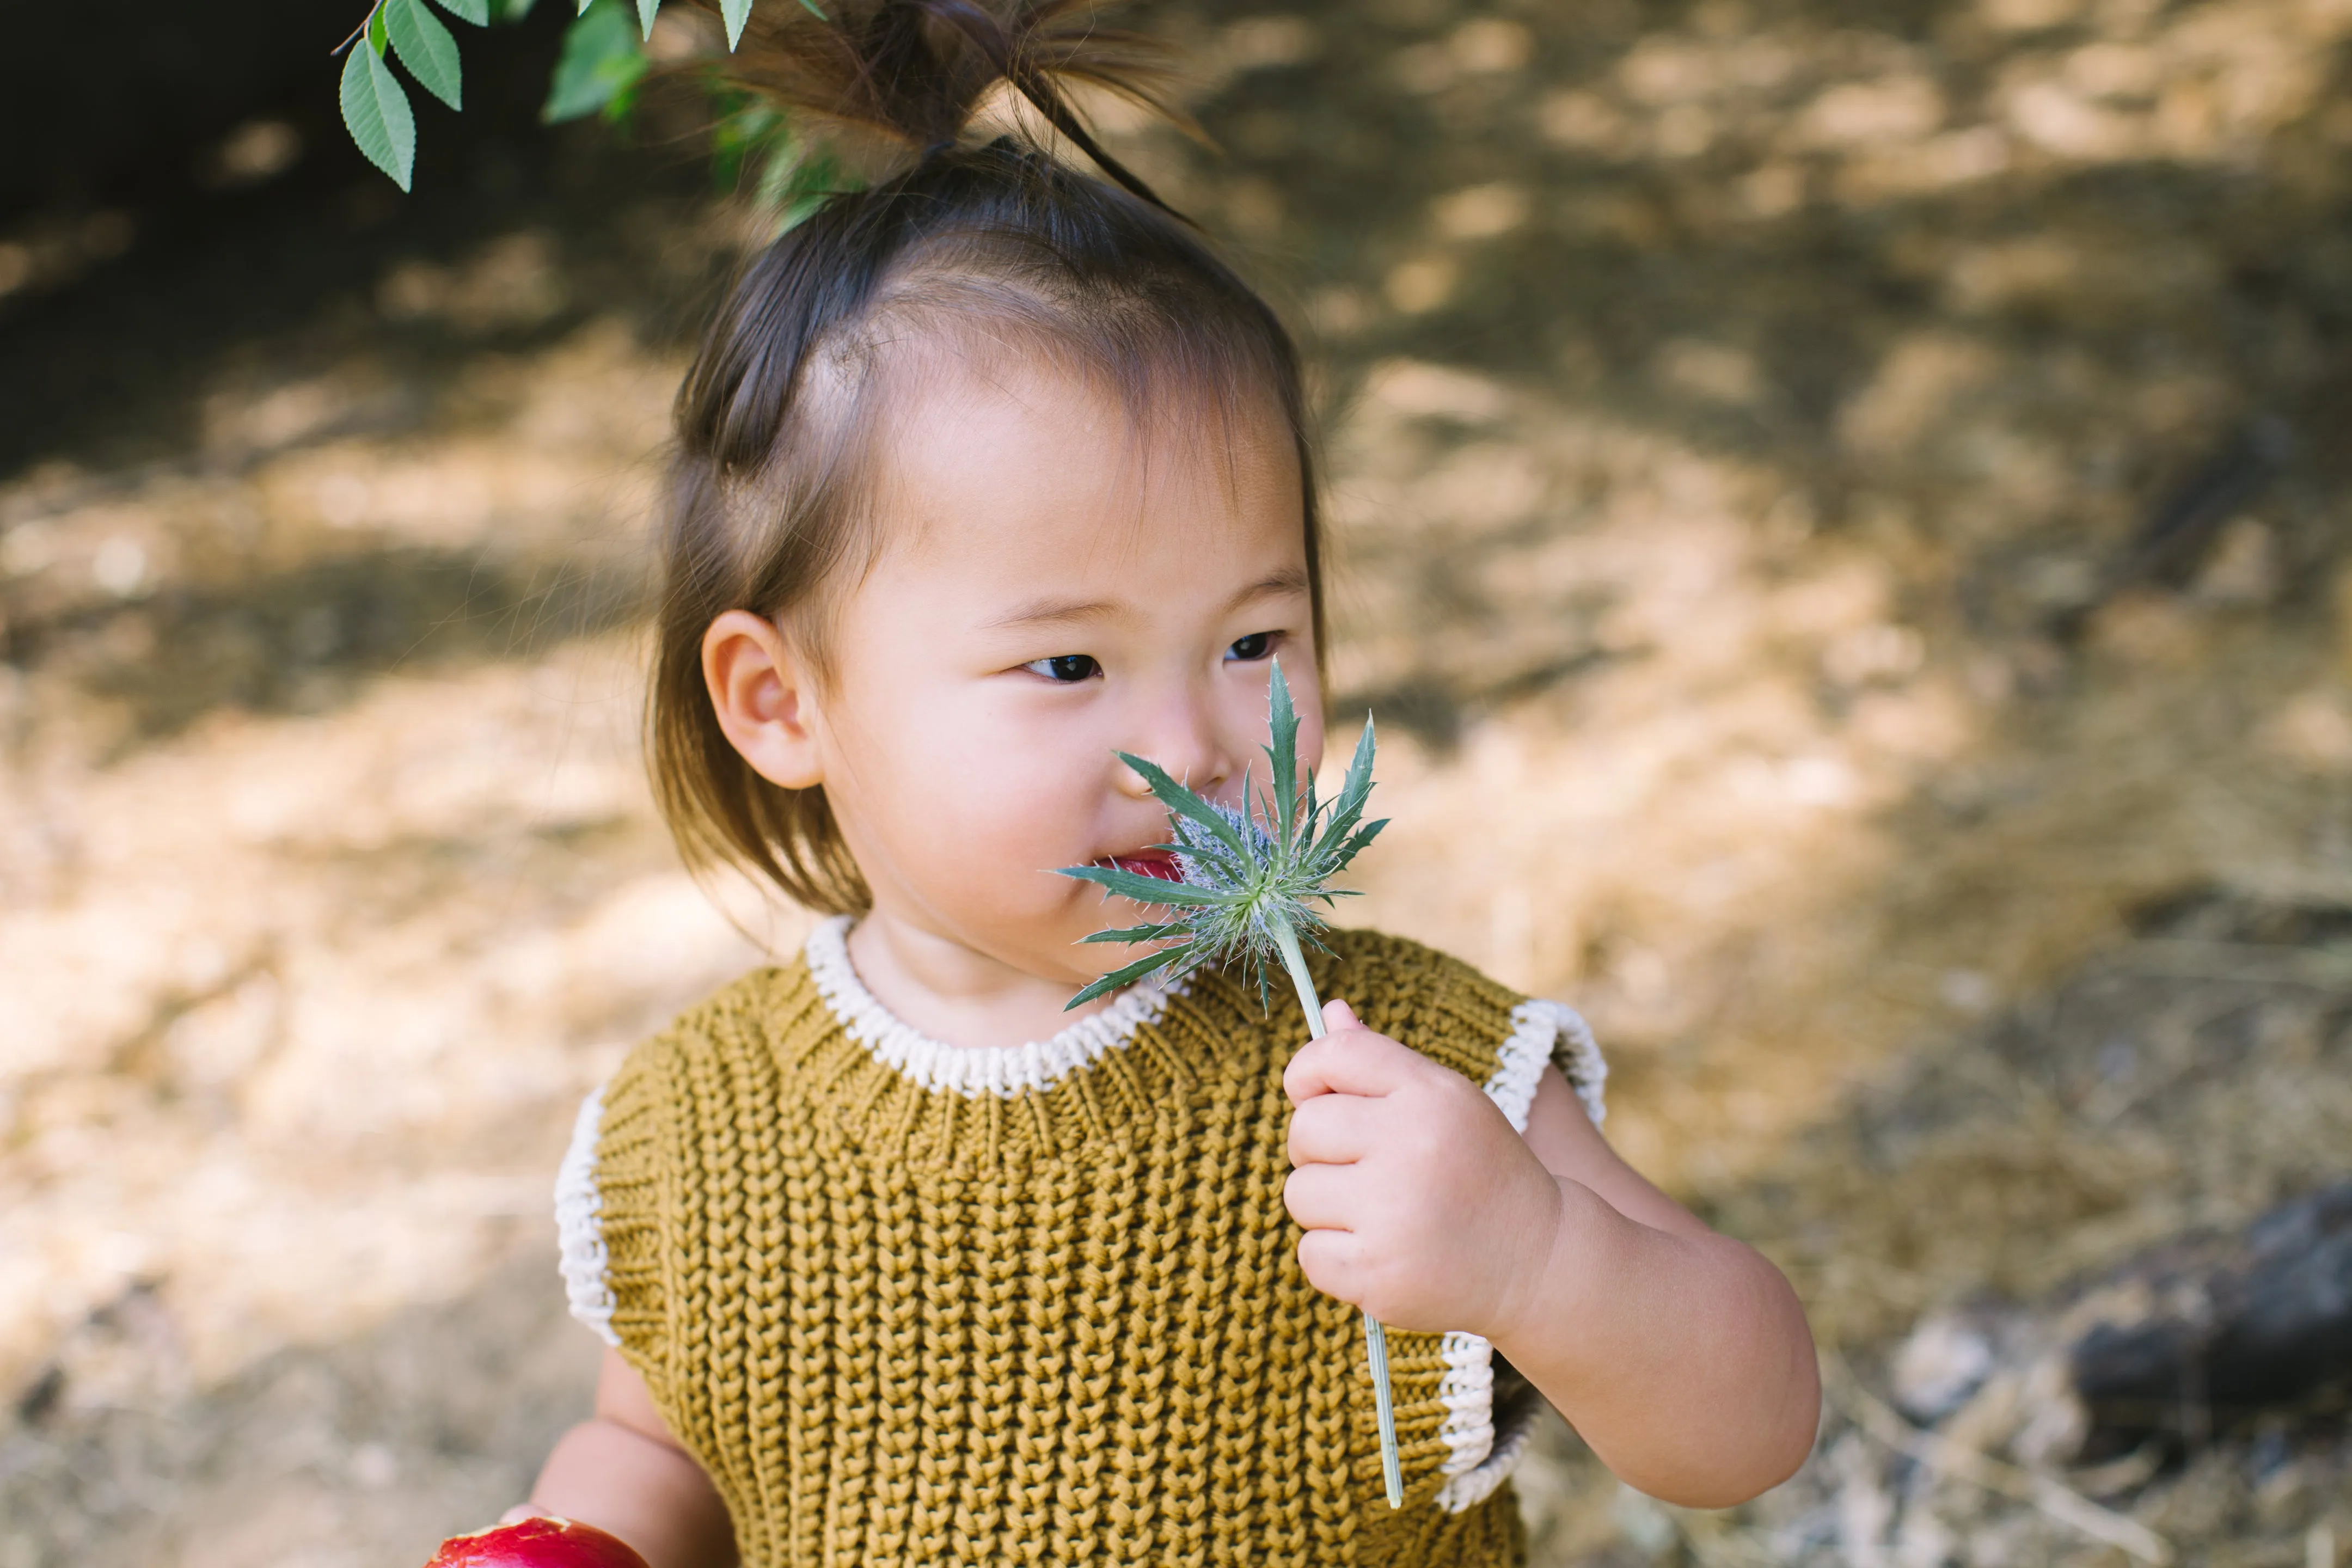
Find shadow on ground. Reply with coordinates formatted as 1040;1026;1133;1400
10;544;646;743
1;1257;595;1568
3;0;2350;1562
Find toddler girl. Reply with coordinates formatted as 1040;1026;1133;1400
519;3;1820;1563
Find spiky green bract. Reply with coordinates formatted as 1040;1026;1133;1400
1059;660;1387;1010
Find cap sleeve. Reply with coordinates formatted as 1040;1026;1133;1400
1325;933;1610;1514
554;1087;620;1347
549;1040;676;1398
1496;997;1607;1131
590;1040;674;1393
1432;995;1607;1511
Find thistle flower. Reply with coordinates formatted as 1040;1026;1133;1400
1057;658;1407;1508
1058;659;1387;1019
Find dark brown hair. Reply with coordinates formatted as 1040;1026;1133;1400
651;0;1326;915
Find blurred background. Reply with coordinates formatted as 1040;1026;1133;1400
3;0;2349;1563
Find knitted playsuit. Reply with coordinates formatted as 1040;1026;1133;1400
555;920;1607;1568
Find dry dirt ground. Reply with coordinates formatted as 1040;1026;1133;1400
4;0;2350;1562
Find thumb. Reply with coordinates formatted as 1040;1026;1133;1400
1321;998;1361;1034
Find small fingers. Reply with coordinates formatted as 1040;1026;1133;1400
1285;1092;1376;1167
1282;1018;1414;1105
1282;1162;1358;1232
1295;1227;1366;1304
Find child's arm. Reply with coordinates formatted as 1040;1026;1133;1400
513;1349;739;1568
1283;1001;1820;1509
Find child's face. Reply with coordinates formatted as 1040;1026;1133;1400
782;356;1323;989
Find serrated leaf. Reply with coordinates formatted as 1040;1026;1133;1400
1064;947;1184;1010
1330;715;1377;817
369;5;390;53
433;0;491;22
1057;865;1236;908
542;0;647;122
719;0;752;47
341;40;416;192
1314;716;1379;854
1117;752;1251;859
1076;923;1186;946
1335;819;1389;866
386;0;463;110
1266;659;1300;845
636;0;659;38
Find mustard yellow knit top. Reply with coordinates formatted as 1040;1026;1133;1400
554;920;1607;1568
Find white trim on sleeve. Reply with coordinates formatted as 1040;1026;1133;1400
1429;996;1608;1511
554;1086;620;1348
1524;997;1607;1129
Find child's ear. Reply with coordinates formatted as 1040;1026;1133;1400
702;610;825;790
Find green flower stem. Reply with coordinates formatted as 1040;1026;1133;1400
1270;916;1326;1043
1270;913;1406;1511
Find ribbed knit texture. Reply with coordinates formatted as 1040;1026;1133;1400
590;927;1594;1568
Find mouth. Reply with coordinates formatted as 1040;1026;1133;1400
1102;849;1184;883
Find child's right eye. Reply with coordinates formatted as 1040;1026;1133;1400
1024;654;1101;683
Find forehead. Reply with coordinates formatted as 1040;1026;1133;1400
869;347;1307;585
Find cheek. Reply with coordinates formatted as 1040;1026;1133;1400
866;697;1110;890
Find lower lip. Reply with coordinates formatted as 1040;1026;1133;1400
1109;855;1184;883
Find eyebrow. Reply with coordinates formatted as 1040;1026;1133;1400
981;596;1119;632
1227;567;1313;610
982;568;1310;633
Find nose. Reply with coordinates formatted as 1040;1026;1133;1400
1116;684;1236;802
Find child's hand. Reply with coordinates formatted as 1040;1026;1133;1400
1285;1000;1822;1507
1281;999;1566;1340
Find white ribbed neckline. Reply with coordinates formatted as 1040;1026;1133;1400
802;916;1180;1100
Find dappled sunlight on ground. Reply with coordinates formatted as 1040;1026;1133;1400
4;0;2351;1559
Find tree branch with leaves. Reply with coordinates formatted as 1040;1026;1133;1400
335;0;819;193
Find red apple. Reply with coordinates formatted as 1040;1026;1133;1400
425;1517;651;1568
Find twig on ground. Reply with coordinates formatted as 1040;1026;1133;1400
1823;1352;2173;1565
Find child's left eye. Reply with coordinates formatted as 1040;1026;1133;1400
1024;654;1102;683
1226;632;1277;662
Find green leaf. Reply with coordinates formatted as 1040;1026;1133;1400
1334;818;1389;867
1064;948;1183;1010
1313;716;1379;854
1057;865;1236;908
708;98;781;188
433;0;491;22
636;0;660;39
797;0;829;16
1116;752;1250;859
769;150;842;231
492;0;537;17
1076;923;1187;946
341;40;416;191
719;0;752;48
386;0;463;110
369;5;390;53
542;0;648;122
1266;659;1300;846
